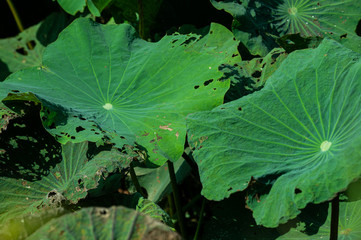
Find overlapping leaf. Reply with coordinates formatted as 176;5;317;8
211;0;361;55
186;39;361;227
0;18;240;166
110;0;164;39
278;199;361;239
26;206;180;240
129;157;191;202
54;0;112;16
224;48;287;102
0;142;132;226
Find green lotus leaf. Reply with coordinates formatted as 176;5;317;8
136;196;173;228
26;206;181;240
186;39;361;227
55;0;112;16
0;13;70;81
129;156;191;202
0;141;131;226
0;18;239;166
211;0;361;56
0;208;67;240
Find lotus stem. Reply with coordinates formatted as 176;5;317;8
167;194;175;219
330;194;339;240
137;0;144;39
168;160;186;237
193;197;206;240
6;0;33;50
129;162;146;198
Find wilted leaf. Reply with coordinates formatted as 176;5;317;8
0;142;131;226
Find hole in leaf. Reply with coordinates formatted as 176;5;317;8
210;30;213;34
340;33;347;39
295;188;302;194
141;187;148;198
27;40;36;49
75;126;85;133
120;136;125;139
78;179;82;184
203;79;213;86
232;53;238;57
48;191;57;198
70;136;75;140
251;71;261;78
213;88;217;91
238;107;242;111
180;37;197;46
228;187;233;191
16;47;28;56
194;85;200;89
99;209;107;215
356;20;361;36
79;117;86;120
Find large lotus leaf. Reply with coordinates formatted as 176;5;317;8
0;18;239;166
0;141;131;226
0;13;70;81
211;0;361;56
27;206;181;240
186;39;361;227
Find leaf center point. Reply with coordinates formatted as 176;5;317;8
320;141;332;152
103;103;113;110
288;7;298;15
